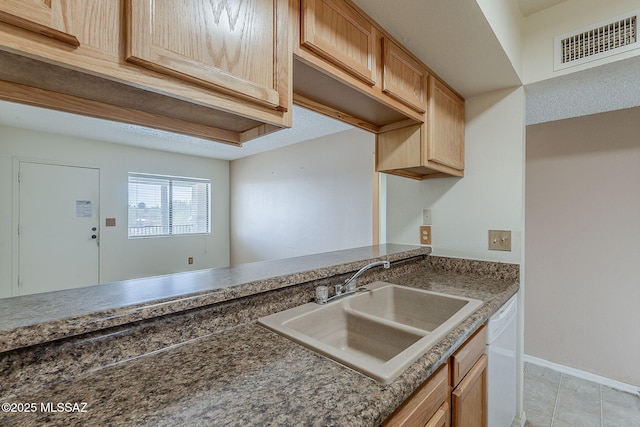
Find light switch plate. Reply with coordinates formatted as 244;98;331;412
488;230;511;251
420;226;432;245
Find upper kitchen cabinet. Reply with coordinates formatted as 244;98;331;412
126;0;288;112
300;0;376;86
0;0;79;47
376;75;465;180
382;37;426;114
293;0;424;133
428;76;465;171
0;0;292;145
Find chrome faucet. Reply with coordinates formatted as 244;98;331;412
315;260;391;304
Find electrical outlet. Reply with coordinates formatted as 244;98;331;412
188;257;194;265
488;230;511;251
420;226;432;245
422;209;432;225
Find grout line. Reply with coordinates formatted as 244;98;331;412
600;385;604;427
550;373;563;426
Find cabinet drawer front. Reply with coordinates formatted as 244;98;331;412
452;354;487;427
301;0;376;85
451;325;486;387
0;0;79;46
126;0;287;110
383;363;449;427
425;401;450;427
382;38;426;113
427;76;465;171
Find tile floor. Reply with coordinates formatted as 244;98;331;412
524;362;640;427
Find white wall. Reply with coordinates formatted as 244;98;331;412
386;87;525;264
476;0;524;79
523;0;640;84
0;126;230;298
525;107;640;387
230;128;374;264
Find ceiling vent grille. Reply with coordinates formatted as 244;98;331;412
554;12;639;70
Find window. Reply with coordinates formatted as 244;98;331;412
128;173;210;238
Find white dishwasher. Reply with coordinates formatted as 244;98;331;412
486;294;517;427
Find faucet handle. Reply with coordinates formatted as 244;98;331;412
315;286;328;304
335;284;343;296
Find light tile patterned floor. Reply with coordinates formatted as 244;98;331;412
524;362;640;427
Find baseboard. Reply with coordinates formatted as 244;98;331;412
524;354;640;396
511;412;526;427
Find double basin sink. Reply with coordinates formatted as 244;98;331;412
258;282;482;384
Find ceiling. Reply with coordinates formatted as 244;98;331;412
0;0;618;159
352;0;523;98
517;0;567;17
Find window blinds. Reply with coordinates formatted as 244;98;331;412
128;173;211;238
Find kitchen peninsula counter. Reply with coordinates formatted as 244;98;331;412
0;245;519;426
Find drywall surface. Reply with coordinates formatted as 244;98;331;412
525;107;640;386
386;87;524;264
476;0;524;79
522;0;640;84
0;126;230;298
230;128;374;265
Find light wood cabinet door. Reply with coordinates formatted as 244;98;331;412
301;0;376;85
382;38;426;113
426;402;450;427
0;0;79;47
125;0;289;111
451;354;488;427
427;76;465;171
383;363;449;427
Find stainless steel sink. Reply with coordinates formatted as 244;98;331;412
258;281;482;384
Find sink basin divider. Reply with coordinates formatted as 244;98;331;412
343;307;431;336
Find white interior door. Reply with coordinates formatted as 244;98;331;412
18;162;100;296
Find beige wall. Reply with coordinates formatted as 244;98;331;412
0;126;230;298
230;128;375;265
525;107;640;386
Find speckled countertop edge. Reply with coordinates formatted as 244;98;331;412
0;262;519;427
0;244;430;353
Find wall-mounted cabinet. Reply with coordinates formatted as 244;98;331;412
382;37;426;113
0;0;292;145
0;0;80;47
294;0;463;179
300;0;376;86
0;0;464;177
293;0;424;133
376;75;465;179
126;0;289;112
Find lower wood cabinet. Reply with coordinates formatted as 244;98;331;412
451;354;487;427
382;363;449;427
426;402;450;427
450;326;487;427
382;325;487;427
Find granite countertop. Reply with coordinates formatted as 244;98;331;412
1;261;518;427
0;244;428;352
